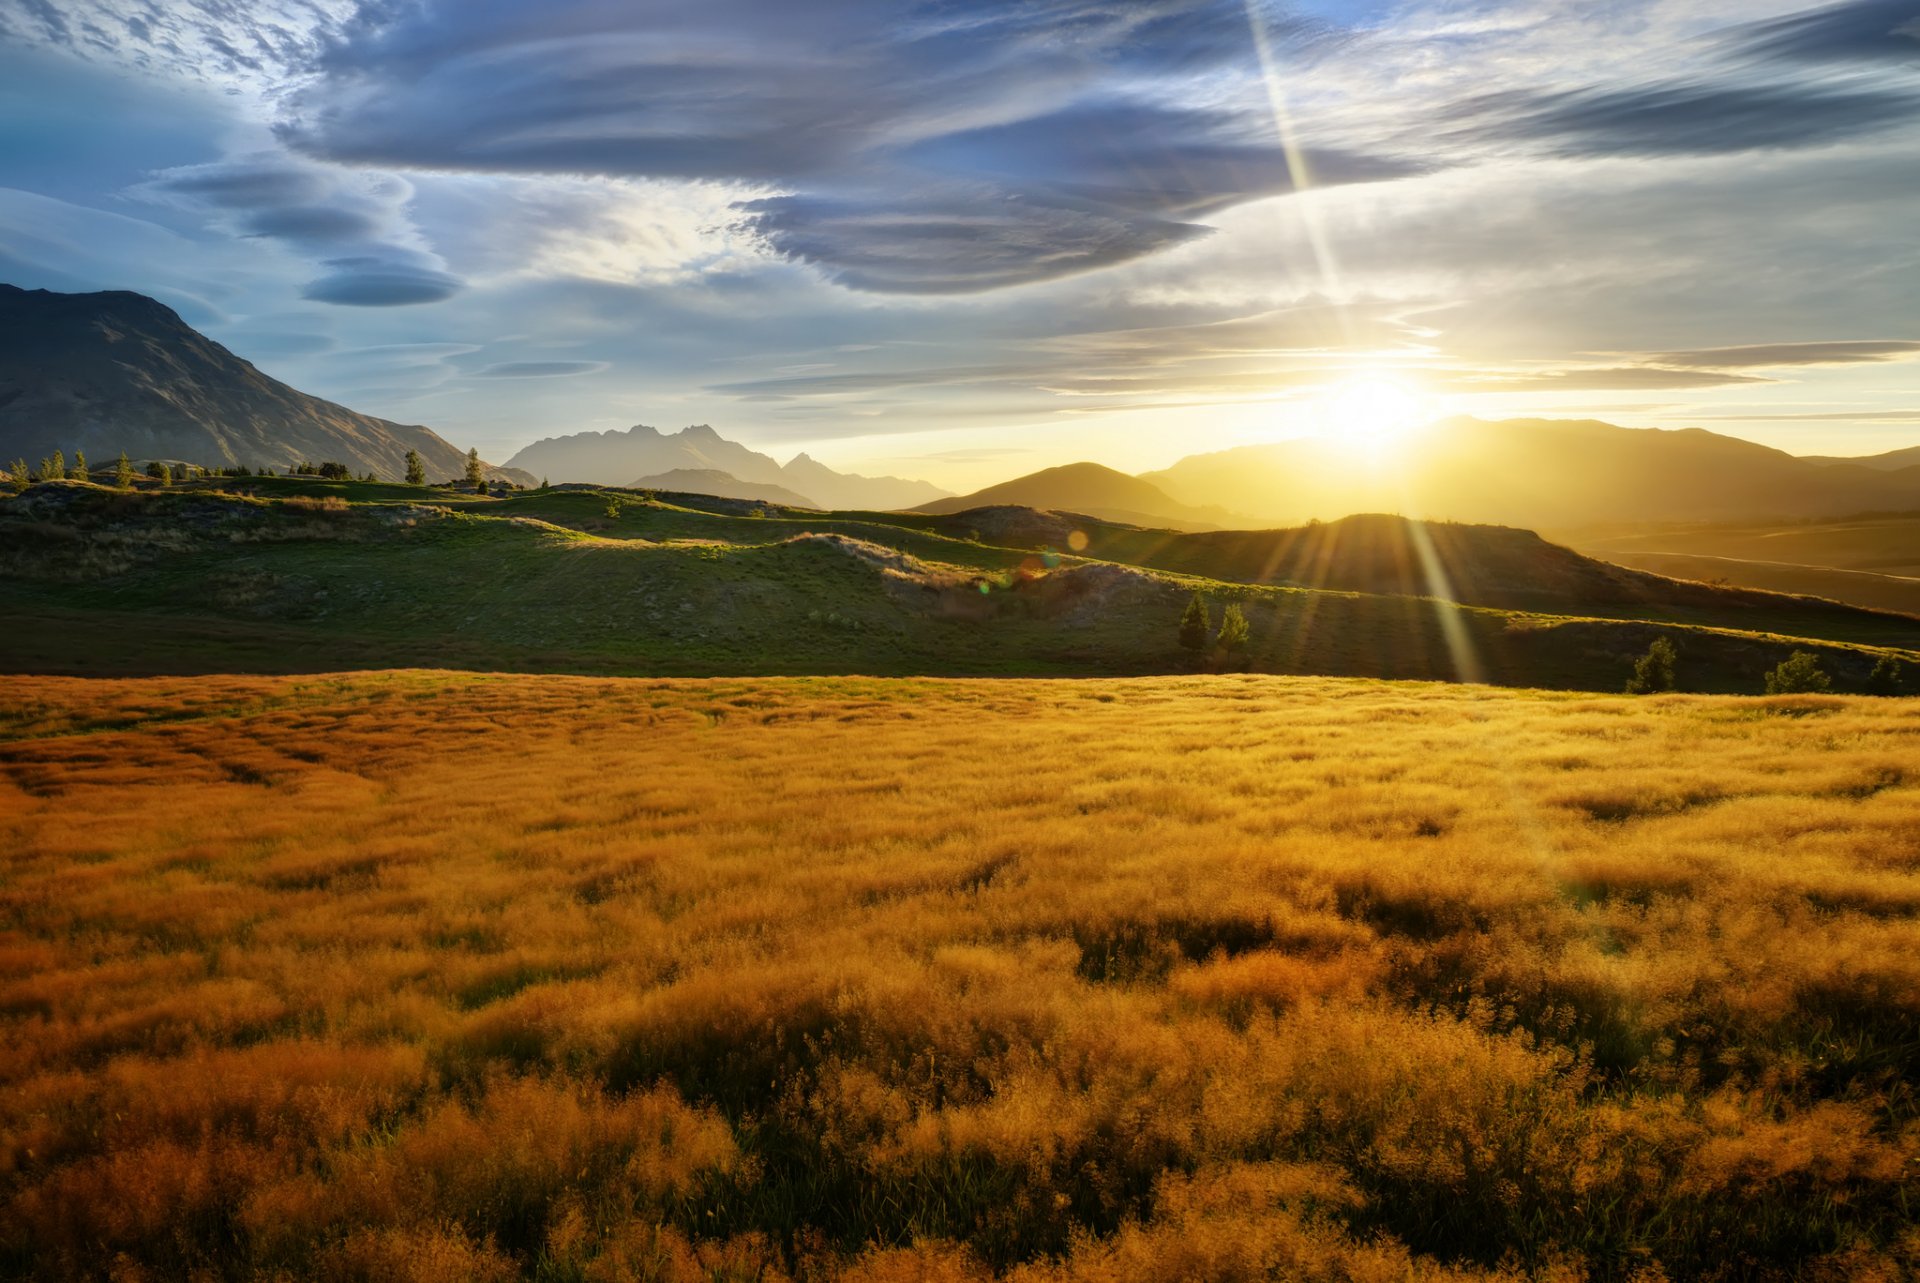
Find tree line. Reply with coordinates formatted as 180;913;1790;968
7;446;513;494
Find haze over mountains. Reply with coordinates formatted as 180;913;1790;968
504;424;950;511
0;285;526;484
914;462;1229;530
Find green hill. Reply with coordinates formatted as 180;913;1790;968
1;478;1913;694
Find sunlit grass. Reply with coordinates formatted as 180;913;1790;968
2;672;1918;1280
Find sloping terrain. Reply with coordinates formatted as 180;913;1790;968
1577;512;1920;578
2;479;1912;692
0;285;526;483
916;462;1226;529
1594;552;1920;619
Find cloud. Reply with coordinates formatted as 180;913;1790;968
1440;367;1776;393
739;187;1211;293
300;258;464;306
261;0;1402;292
475;360;609;378
1735;0;1920;65
137;154;464;305
1458;81;1920;156
1643;340;1920;368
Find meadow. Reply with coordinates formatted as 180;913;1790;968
3;672;1917;1281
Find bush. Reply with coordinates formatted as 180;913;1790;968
604;496;623;520
1178;593;1212;653
1765;651;1831;695
1624;637;1677;694
1864;655;1903;697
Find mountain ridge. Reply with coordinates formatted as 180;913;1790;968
0;284;527;484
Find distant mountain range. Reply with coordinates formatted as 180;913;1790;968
504;424;949;511
0;285;528;484
914;462;1230;530
1133;418;1920;532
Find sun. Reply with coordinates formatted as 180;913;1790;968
1317;374;1432;456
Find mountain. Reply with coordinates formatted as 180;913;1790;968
630;469;820;508
0;284;526;483
1802;445;1920;471
914;462;1226;529
1142;417;1920;533
779;452;948;511
504;425;949;510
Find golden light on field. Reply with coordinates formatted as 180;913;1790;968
4;672;1919;1280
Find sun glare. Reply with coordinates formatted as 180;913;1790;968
1318;375;1431;456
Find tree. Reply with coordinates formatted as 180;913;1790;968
1865;655;1904;697
604;496;623;520
316;461;350;480
1178;593;1211;652
1765;651;1831;695
1218;603;1251;656
1624;637;1677;694
145;461;166;480
405;449;425;486
540;476;550;491
71;449;87;481
156;463;173;487
7;459;26;494
464;448;484;487
114;452;133;488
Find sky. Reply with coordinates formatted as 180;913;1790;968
1;0;1917;488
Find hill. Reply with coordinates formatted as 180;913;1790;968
629;469;820;508
504;425;948;510
1803;445;1920;471
1142;417;1920;530
0;284;527;484
914;462;1226;529
2;479;1913;693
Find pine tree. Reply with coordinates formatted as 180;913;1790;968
72;449;87;481
157;463;173;486
49;449;65;482
115;452;133;488
1765;651;1830;695
464;448;484;487
1625;637;1677;694
1217;603;1251;656
7;459;26;494
405;450;425;486
1865;655;1903;697
1178;593;1211;652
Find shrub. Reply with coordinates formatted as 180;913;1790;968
604;496;623;520
1218;602;1251;655
1178;593;1212;652
1624;637;1677;694
1864;655;1903;697
1765;650;1831;695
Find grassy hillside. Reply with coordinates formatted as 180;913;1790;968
1595;551;1920;618
4;672;1918;1280
1577;512;1920;577
1;479;1914;692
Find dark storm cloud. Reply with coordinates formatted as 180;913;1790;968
1734;0;1920;65
148;160;330;208
300;258;463;306
267;0;1405;292
241;204;384;242
1457;81;1920;156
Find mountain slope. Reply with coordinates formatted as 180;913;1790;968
504;425;949;510
629;469;820;508
0;284;523;482
1802;445;1920;471
1143;417;1920;531
915;462;1224;529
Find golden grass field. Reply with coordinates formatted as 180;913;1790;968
3;672;1918;1281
